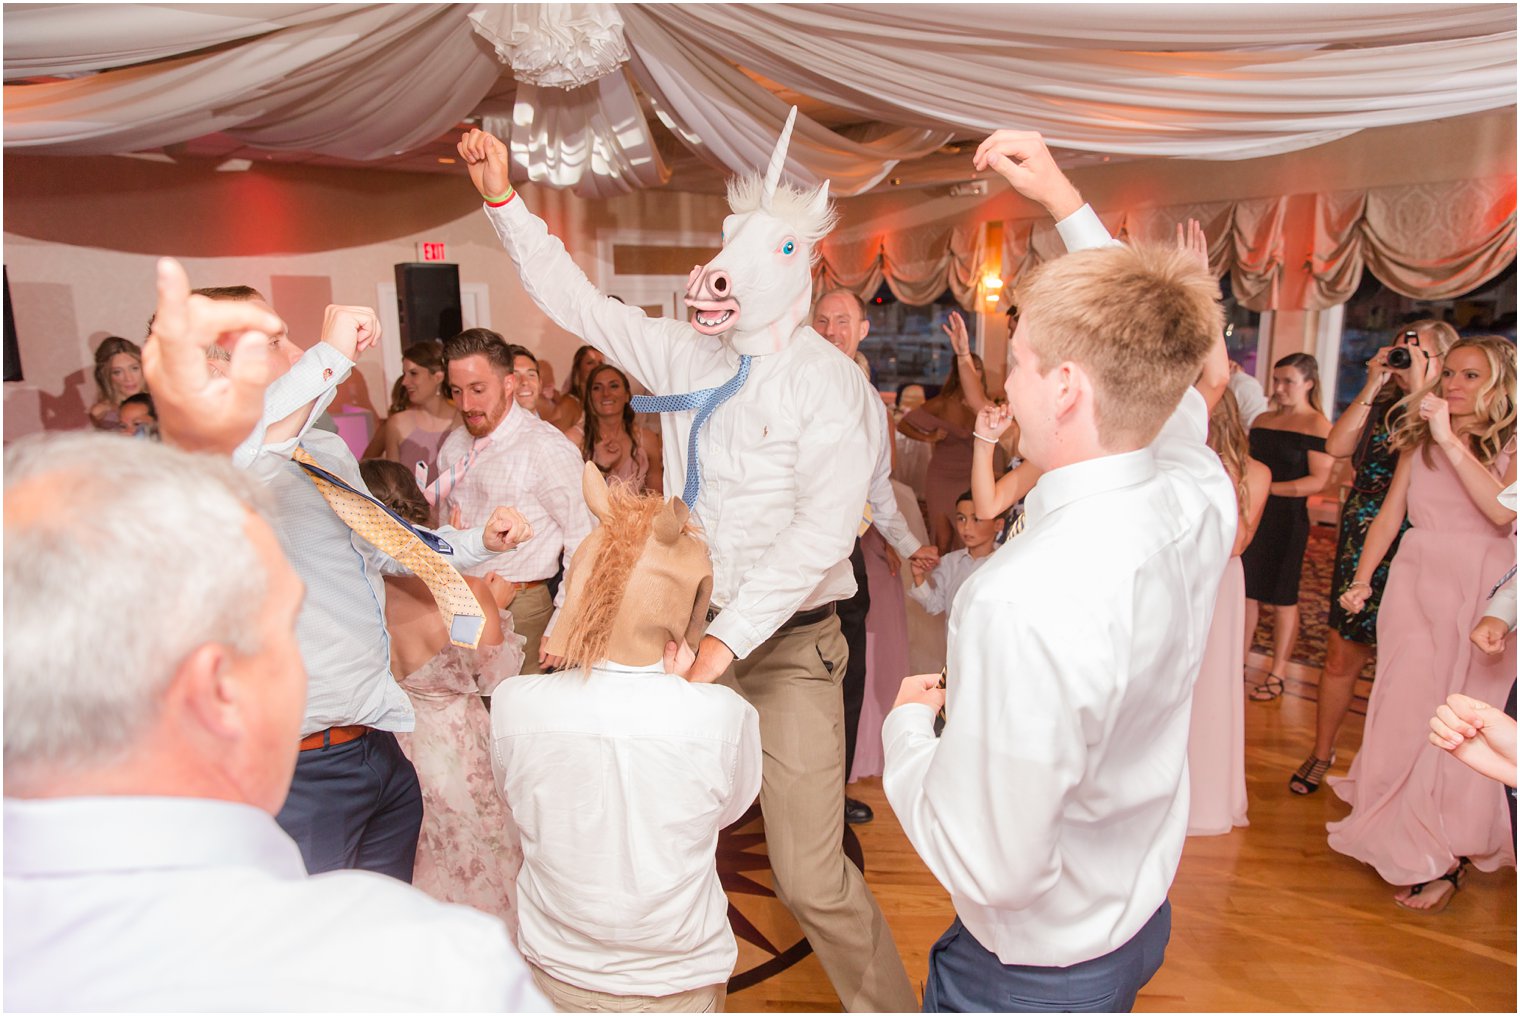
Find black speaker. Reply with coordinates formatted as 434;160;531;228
3;267;20;383
394;263;462;348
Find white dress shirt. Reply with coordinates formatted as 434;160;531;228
906;547;991;617
436;402;592;614
883;204;1236;968
485;200;881;659
491;662;762;996
1227;369;1269;428
235;344;496;735
3;796;548;1011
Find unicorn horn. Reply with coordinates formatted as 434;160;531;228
761;106;798;211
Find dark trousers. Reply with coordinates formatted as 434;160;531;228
837;539;871;781
275;729;424;882
923;902;1171;1013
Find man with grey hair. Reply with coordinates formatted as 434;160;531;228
3;268;546;1009
812;288;937;825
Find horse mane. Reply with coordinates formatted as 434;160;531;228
557;482;701;674
726;173;838;255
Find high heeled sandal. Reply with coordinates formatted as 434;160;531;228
1288;752;1336;795
1248;674;1285;702
1396;857;1469;914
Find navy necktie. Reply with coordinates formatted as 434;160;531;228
631;355;752;509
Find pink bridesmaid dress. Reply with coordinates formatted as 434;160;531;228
850;527;913;781
1187;557;1249;836
396;615;526;934
1327;443;1517;884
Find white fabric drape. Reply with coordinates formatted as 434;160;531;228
3;4;1515;189
636;4;1516;160
3;5;502;162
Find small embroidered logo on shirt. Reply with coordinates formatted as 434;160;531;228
322;368;334;381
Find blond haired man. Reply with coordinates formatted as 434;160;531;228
883;132;1234;1012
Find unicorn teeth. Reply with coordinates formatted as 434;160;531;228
695;310;733;327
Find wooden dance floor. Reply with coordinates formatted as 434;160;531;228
722;654;1518;1012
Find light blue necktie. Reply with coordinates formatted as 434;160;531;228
1491;565;1517;600
631;355;752;509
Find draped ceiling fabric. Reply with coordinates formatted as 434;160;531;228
3;3;1516;302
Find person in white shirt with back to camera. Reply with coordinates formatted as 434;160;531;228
882;131;1235;1013
3;261;546;1013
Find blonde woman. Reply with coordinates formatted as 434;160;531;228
87;336;147;431
1187;389;1272;835
1290;320;1456;794
1330;335;1516;913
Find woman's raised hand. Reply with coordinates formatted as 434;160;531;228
1421;393;1455;446
975;404;1014;442
942;312;971;357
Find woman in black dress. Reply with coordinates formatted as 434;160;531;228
1288;321;1455;792
1241;353;1332;700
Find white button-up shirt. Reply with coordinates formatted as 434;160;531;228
906;547;990;617
485;200;881;659
491;663;762;995
882;205;1236;968
3;796;548;1011
436;402;592;612
236;344;495;736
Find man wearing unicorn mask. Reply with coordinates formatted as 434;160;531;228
458;111;917;1012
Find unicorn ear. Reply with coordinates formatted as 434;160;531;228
761;106;799;212
581;461;611;523
653;496;689;545
805;178;831;221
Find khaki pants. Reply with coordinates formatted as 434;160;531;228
529;965;725;1013
718;614;916;1013
509;583;553;675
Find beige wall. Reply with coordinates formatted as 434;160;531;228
2;157;732;439
4;109;1513;438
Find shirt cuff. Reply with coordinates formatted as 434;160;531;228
705;610;763;661
1054;204;1116;253
882;702;937;753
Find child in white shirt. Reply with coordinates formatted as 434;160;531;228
909;491;1006;618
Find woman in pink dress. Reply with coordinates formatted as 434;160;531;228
1330;336;1517;912
1187;389;1272;836
567;364;663;495
360;459;527;932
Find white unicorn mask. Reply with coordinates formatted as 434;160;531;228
684;107;838;355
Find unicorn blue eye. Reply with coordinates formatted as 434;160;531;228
782;240;796;255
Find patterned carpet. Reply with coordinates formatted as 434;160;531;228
1249;522;1377;678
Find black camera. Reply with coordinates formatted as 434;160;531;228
1386;331;1419;369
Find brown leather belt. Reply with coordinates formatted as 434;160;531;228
706;602;837;633
298;725;369;751
509;579;548;592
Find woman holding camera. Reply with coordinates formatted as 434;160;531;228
1329;335;1516;912
1288;321;1456;794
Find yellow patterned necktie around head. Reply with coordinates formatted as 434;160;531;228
290;446;486;649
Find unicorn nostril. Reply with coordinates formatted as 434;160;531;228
709;271;730;296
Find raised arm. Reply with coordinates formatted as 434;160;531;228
971;404;1042;518
1177;219;1228;412
457;129;685;394
944;313;991;414
1326;351;1395;458
1425;394;1518;528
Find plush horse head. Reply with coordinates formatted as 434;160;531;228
684;106;839;356
545;462;714;671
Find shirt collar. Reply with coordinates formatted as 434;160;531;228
4;796;308;879
1023;447;1157;528
593;660;673;676
484;402;528;443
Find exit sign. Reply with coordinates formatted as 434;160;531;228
417;242;447;262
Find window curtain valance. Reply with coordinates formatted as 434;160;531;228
816;175;1513;313
1308;176;1517;308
